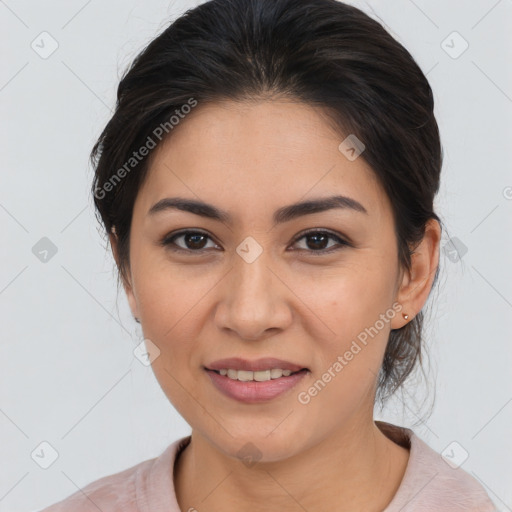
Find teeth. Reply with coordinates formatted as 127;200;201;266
271;368;289;378
216;368;296;381
254;370;271;381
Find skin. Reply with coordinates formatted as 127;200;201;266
110;99;440;512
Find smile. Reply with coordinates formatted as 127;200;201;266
212;368;302;381
205;367;309;403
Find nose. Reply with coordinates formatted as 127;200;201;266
214;249;293;341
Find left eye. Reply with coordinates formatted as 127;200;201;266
291;230;349;254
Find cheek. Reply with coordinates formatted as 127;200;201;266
134;268;208;412
133;252;205;329
295;280;392;418
132;261;201;356
300;263;396;374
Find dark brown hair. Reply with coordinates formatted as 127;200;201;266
90;0;443;408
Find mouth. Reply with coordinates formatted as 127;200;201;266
203;357;310;403
205;367;308;382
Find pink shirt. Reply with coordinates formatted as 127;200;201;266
39;422;497;511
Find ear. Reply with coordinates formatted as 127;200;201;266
391;218;441;329
109;227;140;321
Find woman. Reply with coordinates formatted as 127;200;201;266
41;0;497;510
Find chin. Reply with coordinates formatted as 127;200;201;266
211;425;311;465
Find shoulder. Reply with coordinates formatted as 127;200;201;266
377;422;498;512
37;458;152;512
37;437;189;512
407;435;496;510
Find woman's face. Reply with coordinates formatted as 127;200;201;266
118;99;427;461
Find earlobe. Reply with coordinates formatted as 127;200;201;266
392;265;413;329
392;219;441;329
125;284;140;323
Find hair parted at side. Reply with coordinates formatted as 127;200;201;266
90;0;443;408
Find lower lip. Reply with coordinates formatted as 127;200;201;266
205;369;309;403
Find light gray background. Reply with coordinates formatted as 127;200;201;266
1;0;511;510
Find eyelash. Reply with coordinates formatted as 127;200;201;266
160;229;350;256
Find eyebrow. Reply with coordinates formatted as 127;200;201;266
147;195;368;225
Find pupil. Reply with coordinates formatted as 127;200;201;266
187;233;207;249
308;233;327;250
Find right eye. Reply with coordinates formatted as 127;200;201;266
160;230;221;253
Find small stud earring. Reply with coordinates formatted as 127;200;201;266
402;313;409;320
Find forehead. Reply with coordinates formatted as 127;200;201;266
135;100;392;224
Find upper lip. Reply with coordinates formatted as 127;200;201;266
205;357;307;373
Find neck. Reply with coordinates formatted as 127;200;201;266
174;417;410;512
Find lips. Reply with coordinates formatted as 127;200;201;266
205;363;309;403
205;357;307;373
